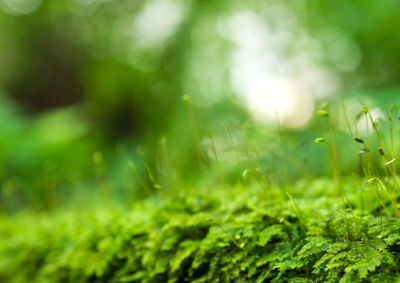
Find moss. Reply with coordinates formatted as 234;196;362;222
1;180;400;282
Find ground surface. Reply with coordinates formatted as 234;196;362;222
1;179;400;282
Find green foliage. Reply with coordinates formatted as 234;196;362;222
2;181;400;282
3;0;400;281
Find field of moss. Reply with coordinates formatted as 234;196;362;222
3;101;400;282
3;1;400;281
2;176;400;282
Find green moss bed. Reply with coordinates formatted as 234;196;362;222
1;180;400;283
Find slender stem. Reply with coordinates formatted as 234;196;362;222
390;106;395;157
222;122;241;166
364;113;375;177
342;98;354;135
375;177;398;218
184;99;208;184
253;142;272;189
326;141;343;196
160;137;176;192
209;129;225;189
127;159;152;197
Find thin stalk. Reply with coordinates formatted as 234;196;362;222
389;106;399;204
222;122;246;186
93;152;110;205
342;98;354;135
369;178;394;230
275;114;289;183
209;129;225;189
326;140;343;196
376;182;383;232
374;177;398;218
160;137;177;193
241;128;267;194
127;159;152;197
387;162;399;216
222;122;241;166
358;153;366;214
145;163;164;199
253;142;272;189
374;181;390;216
362;111;378;178
365;113;373;177
390;105;395;156
316;108;342;196
380;149;399;216
286;192;307;233
183;96;207;184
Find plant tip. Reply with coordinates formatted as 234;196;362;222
359;148;369;154
378;146;385;156
317;110;329;118
362;106;369;113
354;136;364;144
314;137;326;144
385;158;397;166
242;169;250;180
182;95;190;103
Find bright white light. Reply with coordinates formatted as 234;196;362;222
225;10;316;128
221;7;342;128
134;0;183;47
237;75;314;128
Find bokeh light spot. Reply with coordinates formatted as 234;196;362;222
1;0;42;15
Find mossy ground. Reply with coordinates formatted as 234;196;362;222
2;178;400;282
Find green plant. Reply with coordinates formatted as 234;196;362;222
316;104;343;196
2;179;400;282
4;101;400;283
314;137;343;197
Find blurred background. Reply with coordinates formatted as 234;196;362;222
1;0;400;212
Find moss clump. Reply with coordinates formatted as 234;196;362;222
1;180;400;282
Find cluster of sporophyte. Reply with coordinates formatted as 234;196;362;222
315;102;400;230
